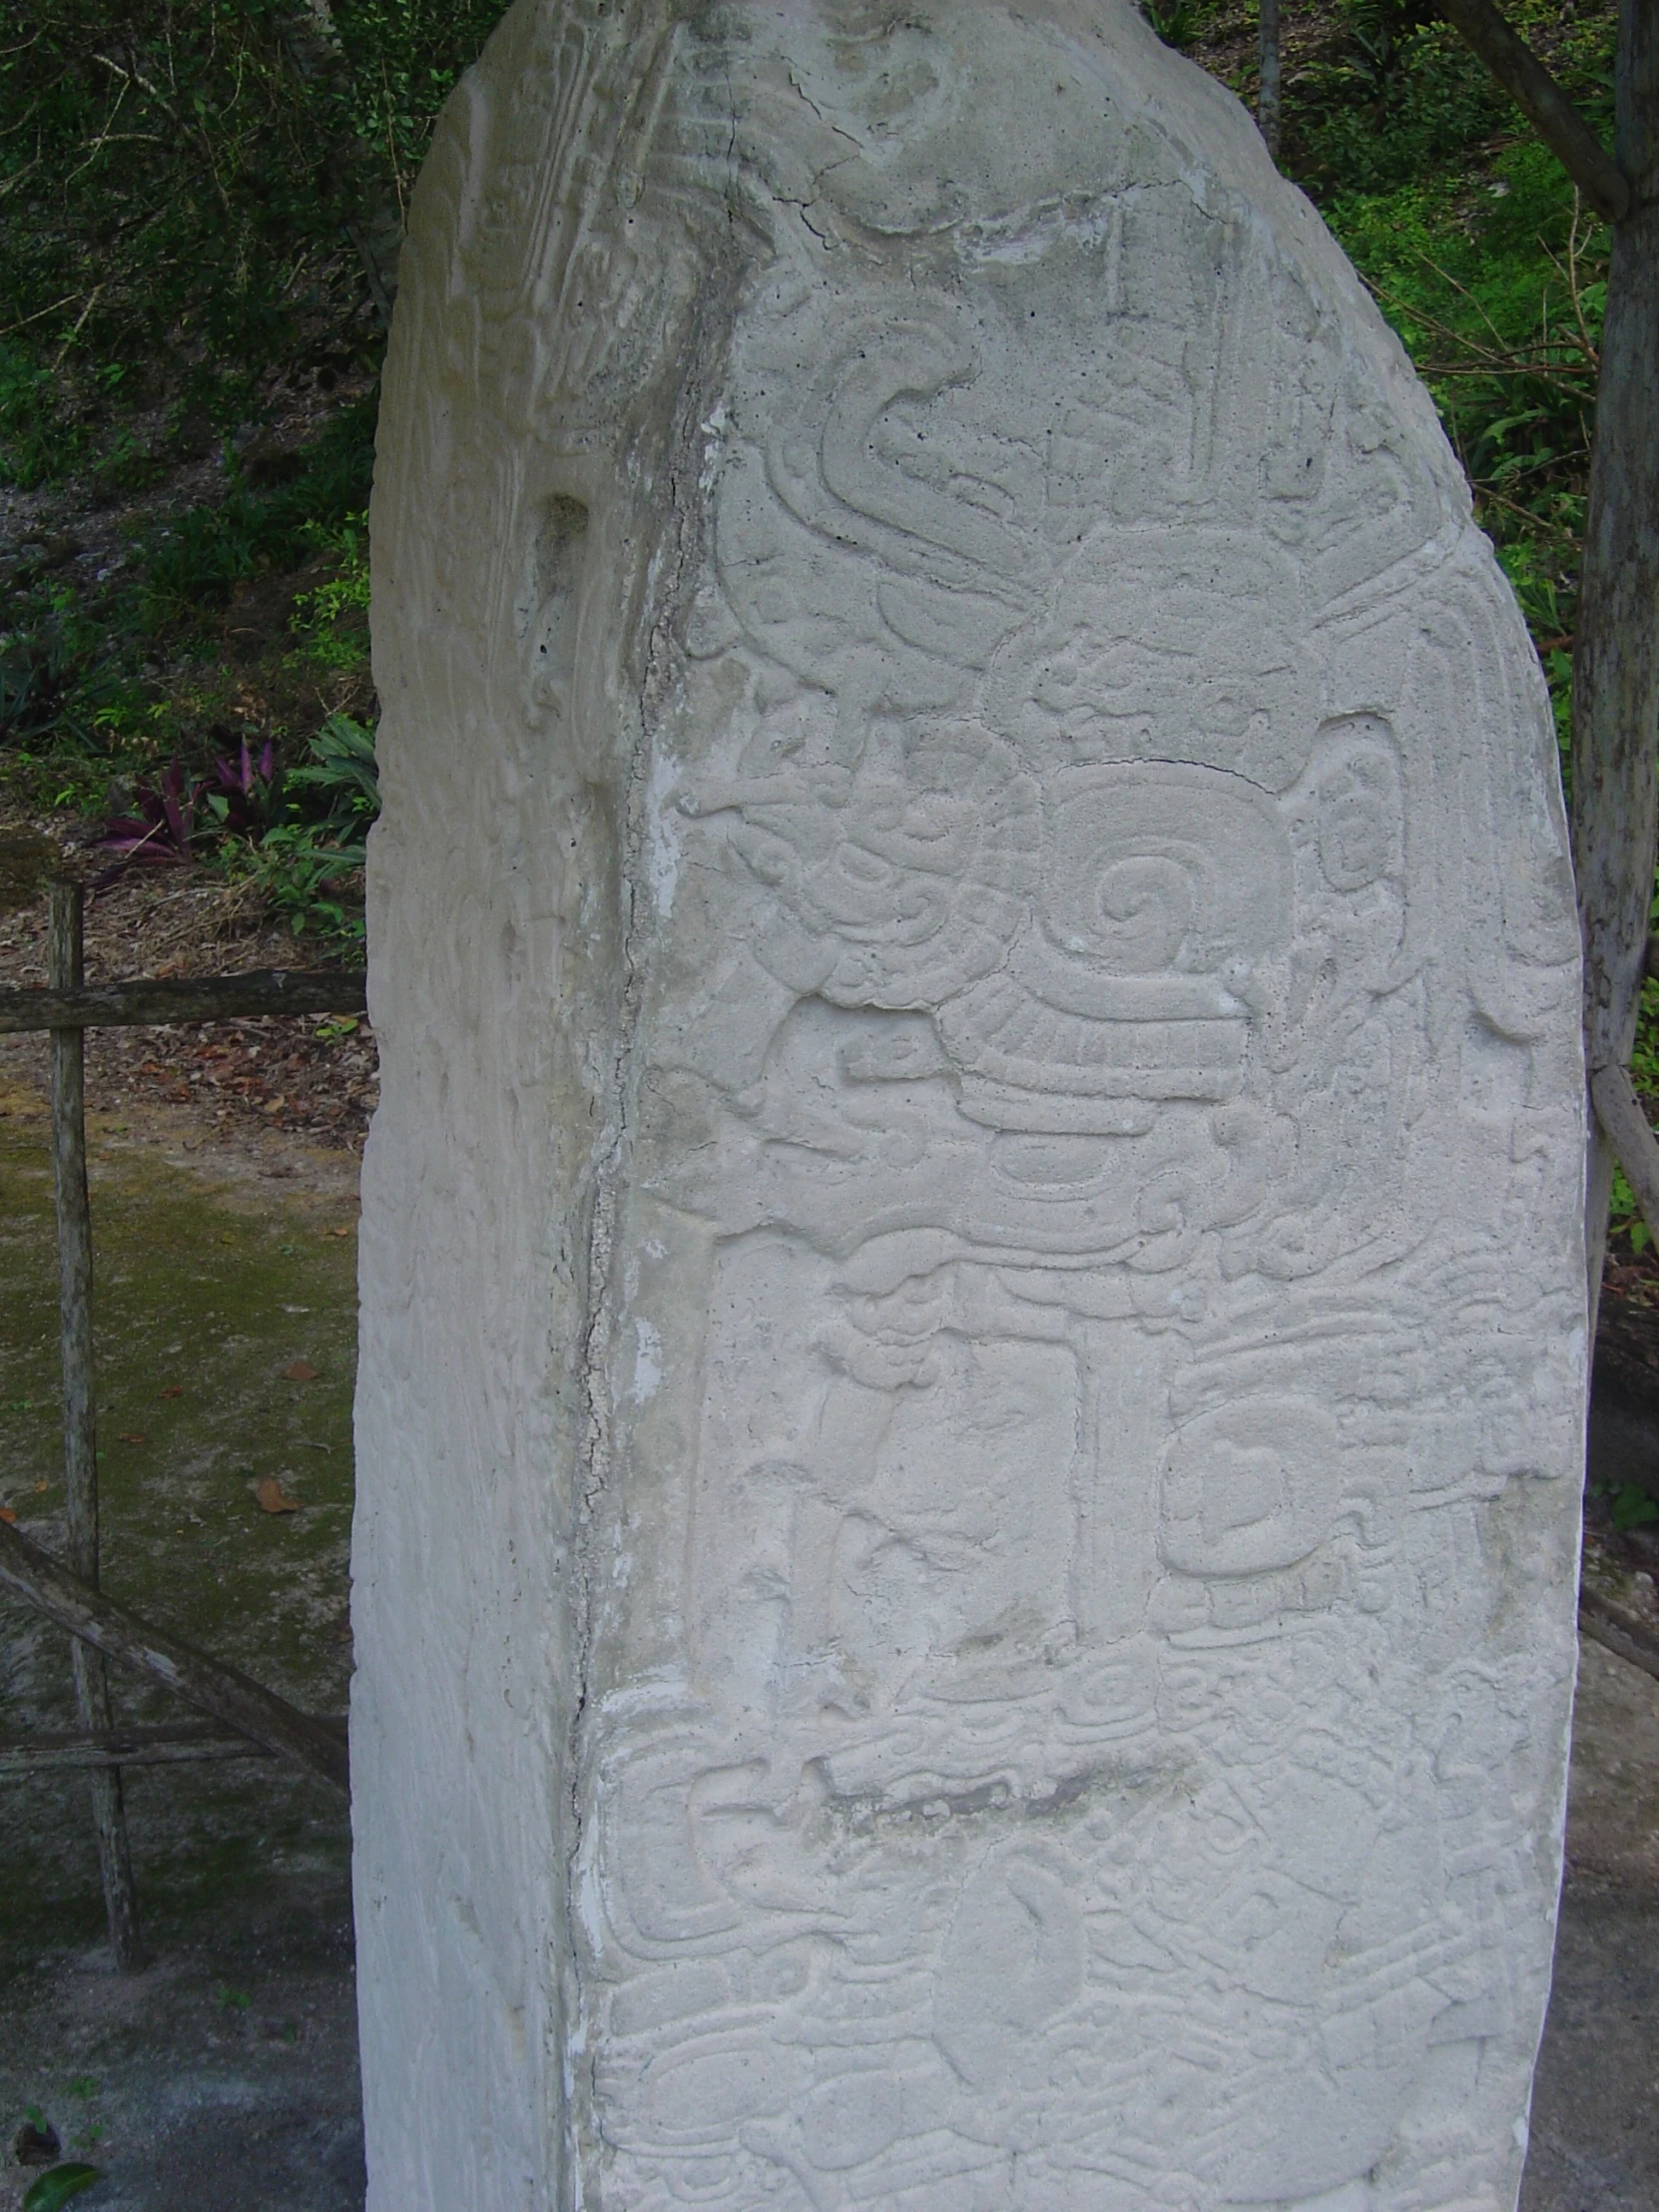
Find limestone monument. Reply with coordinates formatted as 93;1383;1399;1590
354;3;1587;2206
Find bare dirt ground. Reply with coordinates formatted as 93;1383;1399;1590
0;860;376;1158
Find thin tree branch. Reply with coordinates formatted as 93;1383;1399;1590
1580;1584;1659;1683
1564;190;1601;370
65;76;130;184
1473;486;1585;536
50;283;103;370
1364;283;1596;397
1591;1059;1659;1249
1437;0;1631;225
0;290;84;339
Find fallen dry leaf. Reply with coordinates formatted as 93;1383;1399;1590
328;1225;353;1238
118;1430;148;1445
281;1360;319;1382
256;1476;299;1514
0;1506;15;1524
160;1384;183;1399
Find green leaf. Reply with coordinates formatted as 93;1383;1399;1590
1611;1485;1659;1532
23;2166;104;2212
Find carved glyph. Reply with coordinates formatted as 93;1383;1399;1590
357;5;1586;2208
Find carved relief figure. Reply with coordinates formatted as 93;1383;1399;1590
359;5;1585;2209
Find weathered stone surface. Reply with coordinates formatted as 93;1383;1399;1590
354;5;1587;2206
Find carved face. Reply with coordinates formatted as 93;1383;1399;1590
1314;747;1404;893
799;745;985;944
725;721;1041;1007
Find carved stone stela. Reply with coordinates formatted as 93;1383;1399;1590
357;5;1586;2208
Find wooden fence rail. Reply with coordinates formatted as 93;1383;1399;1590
0;1516;350;1792
0;969;367;1032
0;1722;284;1778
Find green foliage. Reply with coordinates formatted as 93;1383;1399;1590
218;717;378;950
1294;3;1506;196
1142;0;1212;52
235;827;366;944
1611;1483;1659;1532
290;514;371;670
3;381;381;946
1329;138;1601;497
0;347;89;490
284;714;379;852
22;2167;103;2212
0;580;148;761
1325;131;1604;791
1;396;377;804
1632;976;1659;1103
1609;1165;1650;1258
138;398;377;634
0;1;508;479
1287;0;1614;200
331;0;510;200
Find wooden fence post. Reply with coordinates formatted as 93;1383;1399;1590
48;877;145;1971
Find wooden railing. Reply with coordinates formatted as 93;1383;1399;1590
0;879;363;1969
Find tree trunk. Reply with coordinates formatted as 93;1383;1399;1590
1439;0;1630;221
1574;0;1659;1334
1259;0;1283;160
279;0;403;323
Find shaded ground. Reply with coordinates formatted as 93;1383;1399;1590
1522;1636;1659;2211
0;1867;361;2212
0;1077;360;2212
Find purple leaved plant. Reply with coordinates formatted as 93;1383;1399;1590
93;736;282;881
95;756;198;867
207;736;281;836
